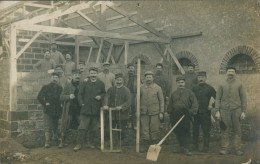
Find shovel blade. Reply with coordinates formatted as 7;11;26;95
146;144;162;161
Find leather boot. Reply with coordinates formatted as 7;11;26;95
45;132;51;148
58;133;65;148
74;130;85;152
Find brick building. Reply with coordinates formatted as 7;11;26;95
0;1;259;142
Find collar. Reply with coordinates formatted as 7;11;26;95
226;77;236;83
145;83;155;88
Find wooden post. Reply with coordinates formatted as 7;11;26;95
96;38;104;63
10;25;17;111
100;108;104;151
166;45;185;74
106;43;113;63
75;36;79;66
86;47;93;63
124;40;129;65
136;58;141;152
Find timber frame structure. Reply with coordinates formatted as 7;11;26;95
0;1;202;116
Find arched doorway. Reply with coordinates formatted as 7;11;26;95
172;51;199;74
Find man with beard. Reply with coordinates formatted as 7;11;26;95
74;67;106;151
64;53;76;76
140;71;164;152
124;63;137;129
215;67;247;156
167;75;198;156
184;63;197;90
59;69;81;148
103;73;131;147
34;50;56;73
50;43;66;65
154;63;169;101
192;71;216;152
97;62;115;92
37;72;63;148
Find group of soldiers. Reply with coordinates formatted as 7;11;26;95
37;51;247;157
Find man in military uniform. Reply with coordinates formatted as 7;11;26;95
103;73;131;147
215;67;247;156
74;67;106;151
140;71;164;152
184;63;197;90
97;62;115;92
192;71;216;152
59;69;81;148
37;72;63;148
167;75;198;156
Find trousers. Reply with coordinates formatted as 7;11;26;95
141;114;160;141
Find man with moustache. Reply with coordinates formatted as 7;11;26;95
97;62;115;92
50;43;66;65
215;67;247;156
37;72;63;148
154;63;169;101
192;71;216;152
124;63;137;129
34;50;56;73
103;73;131;147
54;65;69;88
184;63;198;90
140;71;164;152
64;53;76;76
59;69;81;148
167;75;198;156
78;61;89;83
74;67;106;151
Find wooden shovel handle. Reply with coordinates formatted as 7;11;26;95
158;115;185;146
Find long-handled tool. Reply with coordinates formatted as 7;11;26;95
146;115;185;161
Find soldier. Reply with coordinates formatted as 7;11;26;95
34;50;56;73
103;73;131;147
192;71;216;152
37;72;63;148
64;53;76;76
184;63;197;90
59;69;81;148
74;67;106;151
215;67;247;156
97;62;115;92
140;71;164;152
167;75;198;156
124;63;137;129
154;63;169;100
50;43;66;65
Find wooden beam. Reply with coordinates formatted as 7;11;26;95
40;33;49;40
17;31;42;58
75;36;79;66
4;38;11;56
16;24;170;43
136;58;141;153
153;43;170;65
111;55;116;64
172;32;202;40
160;48;168;63
96;39;104;63
24;2;53;9
128;27;164;35
10;25;17;111
77;10;102;31
106;11;137;21
166;45;185;74
86;47;93;63
15;1;95;25
106;19;153;31
124;41;129;65
116;45;125;63
106;11;137;30
53;34;67;41
106;43;113;63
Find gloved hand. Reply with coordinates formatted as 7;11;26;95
240;112;245;120
215;111;221;120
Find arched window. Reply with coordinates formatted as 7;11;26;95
228;54;256;73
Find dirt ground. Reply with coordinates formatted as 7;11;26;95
1;139;260;164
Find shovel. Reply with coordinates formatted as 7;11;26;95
146;115;185;161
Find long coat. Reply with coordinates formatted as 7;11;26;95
37;82;63;118
105;86;131;120
78;79;106;116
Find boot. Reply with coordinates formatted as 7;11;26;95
219;148;229;155
52;131;59;142
184;148;192;156
45;132;51;148
140;140;149;153
58;133;65;148
73;130;85;152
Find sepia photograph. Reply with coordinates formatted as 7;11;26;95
0;0;259;163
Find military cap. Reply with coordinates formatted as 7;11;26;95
51;72;60;77
156;63;163;68
115;73;123;79
89;66;98;72
144;71;154;77
72;69;81;74
197;71;207;77
176;75;185;82
188;63;195;68
127;63;134;68
55;64;63;69
103;62;110;66
79;61;85;65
